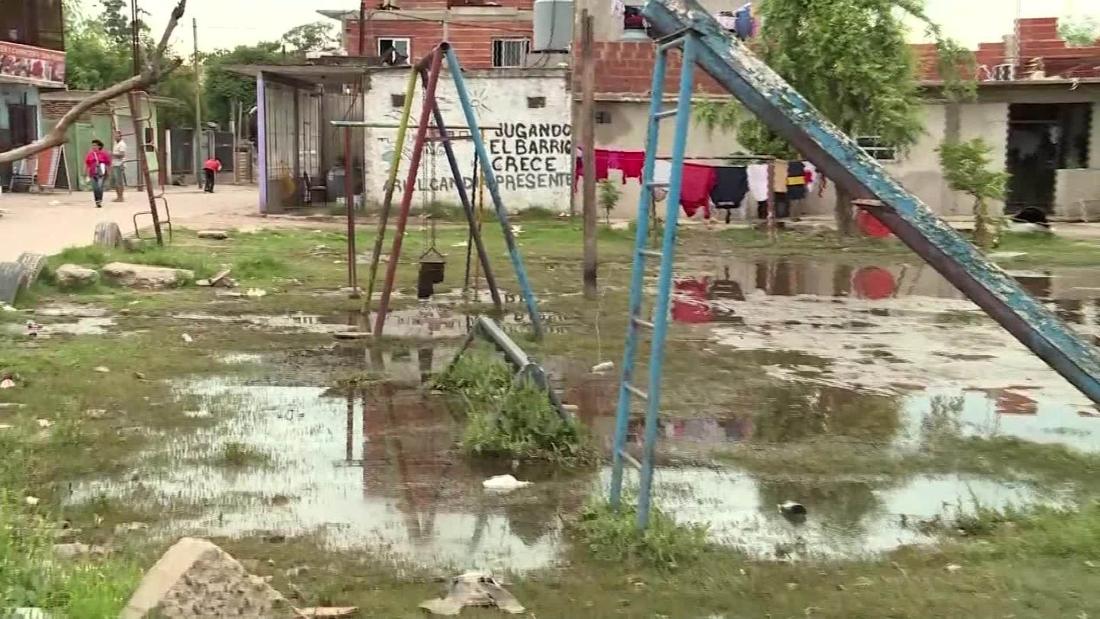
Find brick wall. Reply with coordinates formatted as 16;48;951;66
344;17;533;69
581;40;729;97
41;99;111;121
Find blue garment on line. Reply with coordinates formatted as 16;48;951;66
734;3;754;41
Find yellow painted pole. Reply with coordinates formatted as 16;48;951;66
363;68;420;320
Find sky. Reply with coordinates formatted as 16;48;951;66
117;0;1100;53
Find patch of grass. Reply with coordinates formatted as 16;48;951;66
214;441;273;468
571;498;709;570
232;255;290;280
995;231;1100;267
0;486;140;617
436;349;598;465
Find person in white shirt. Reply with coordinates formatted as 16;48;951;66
110;130;127;202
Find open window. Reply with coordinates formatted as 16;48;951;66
378;37;410;66
492;39;530;68
623;5;646;36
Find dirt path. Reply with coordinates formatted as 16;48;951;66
0;185;329;262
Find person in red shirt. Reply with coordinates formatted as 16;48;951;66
202;157;223;193
84;139;111;208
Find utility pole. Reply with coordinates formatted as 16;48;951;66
357;3;366;56
580;10;598;299
193;17;203;188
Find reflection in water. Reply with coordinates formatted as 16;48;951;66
60;374;1073;568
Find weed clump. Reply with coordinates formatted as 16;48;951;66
572;499;709;570
214;442;273;468
435;349;597;465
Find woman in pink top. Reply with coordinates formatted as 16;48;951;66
84;139;111;208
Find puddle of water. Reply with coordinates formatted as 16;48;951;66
65;373;1066;570
625;467;1062;560
4;316;115;337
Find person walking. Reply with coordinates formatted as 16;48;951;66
84;140;111;208
202;156;222;193
110;130;127;202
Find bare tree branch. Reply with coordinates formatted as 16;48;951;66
0;0;188;166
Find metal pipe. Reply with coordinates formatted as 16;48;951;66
362;68;419;321
344;127;359;297
636;36;698;531
609;32;670;513
444;45;545;339
374;47;445;337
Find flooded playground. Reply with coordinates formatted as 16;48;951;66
39;251;1098;579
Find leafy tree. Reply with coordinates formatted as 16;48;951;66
937;139;1008;251
203;42;284;126
1059;16;1099;47
694;0;973;236
280;21;339;54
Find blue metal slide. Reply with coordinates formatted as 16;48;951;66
642;0;1100;404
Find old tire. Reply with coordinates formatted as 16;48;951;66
16;252;47;288
93;222;122;248
0;262;27;305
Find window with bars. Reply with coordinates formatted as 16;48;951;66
856;136;898;162
492;39;529;68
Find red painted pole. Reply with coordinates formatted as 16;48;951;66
374;47;445;337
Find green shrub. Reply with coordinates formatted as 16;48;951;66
436;349;597;465
573;499;710;570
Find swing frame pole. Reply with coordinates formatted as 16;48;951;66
374;47;445;337
362;68;419;323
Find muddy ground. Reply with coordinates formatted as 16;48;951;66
2;219;1099;617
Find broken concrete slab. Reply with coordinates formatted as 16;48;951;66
120;537;302;619
197;230;231;240
54;264;99;289
101;263;194;289
420;571;525;616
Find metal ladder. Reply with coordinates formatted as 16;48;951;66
608;31;700;529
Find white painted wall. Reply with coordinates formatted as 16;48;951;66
363;68;572;211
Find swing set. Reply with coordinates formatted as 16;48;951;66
333;42;545;340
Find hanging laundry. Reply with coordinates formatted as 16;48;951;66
575;148;611;184
786;161;807;200
680;163;717;219
803;161;817;192
734;2;755;41
771;159;788;194
747;163;770;202
618;151;645;183
709;166;748;223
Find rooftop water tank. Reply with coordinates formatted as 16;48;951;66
533;0;574;52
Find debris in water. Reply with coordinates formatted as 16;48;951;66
778;501;807;522
591;361;615;374
25;321;40;337
114;522;149;534
420;571;525;616
0;303;16;312
25;496;39;506
0;424;13;430
945;564;962;573
245;288;268;298
0;377;15;389
181;333;194;344
36;418;52;429
93;366;110;373
296;608;359;618
183;410;211;419
333;331;370;340
482;475;532;492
